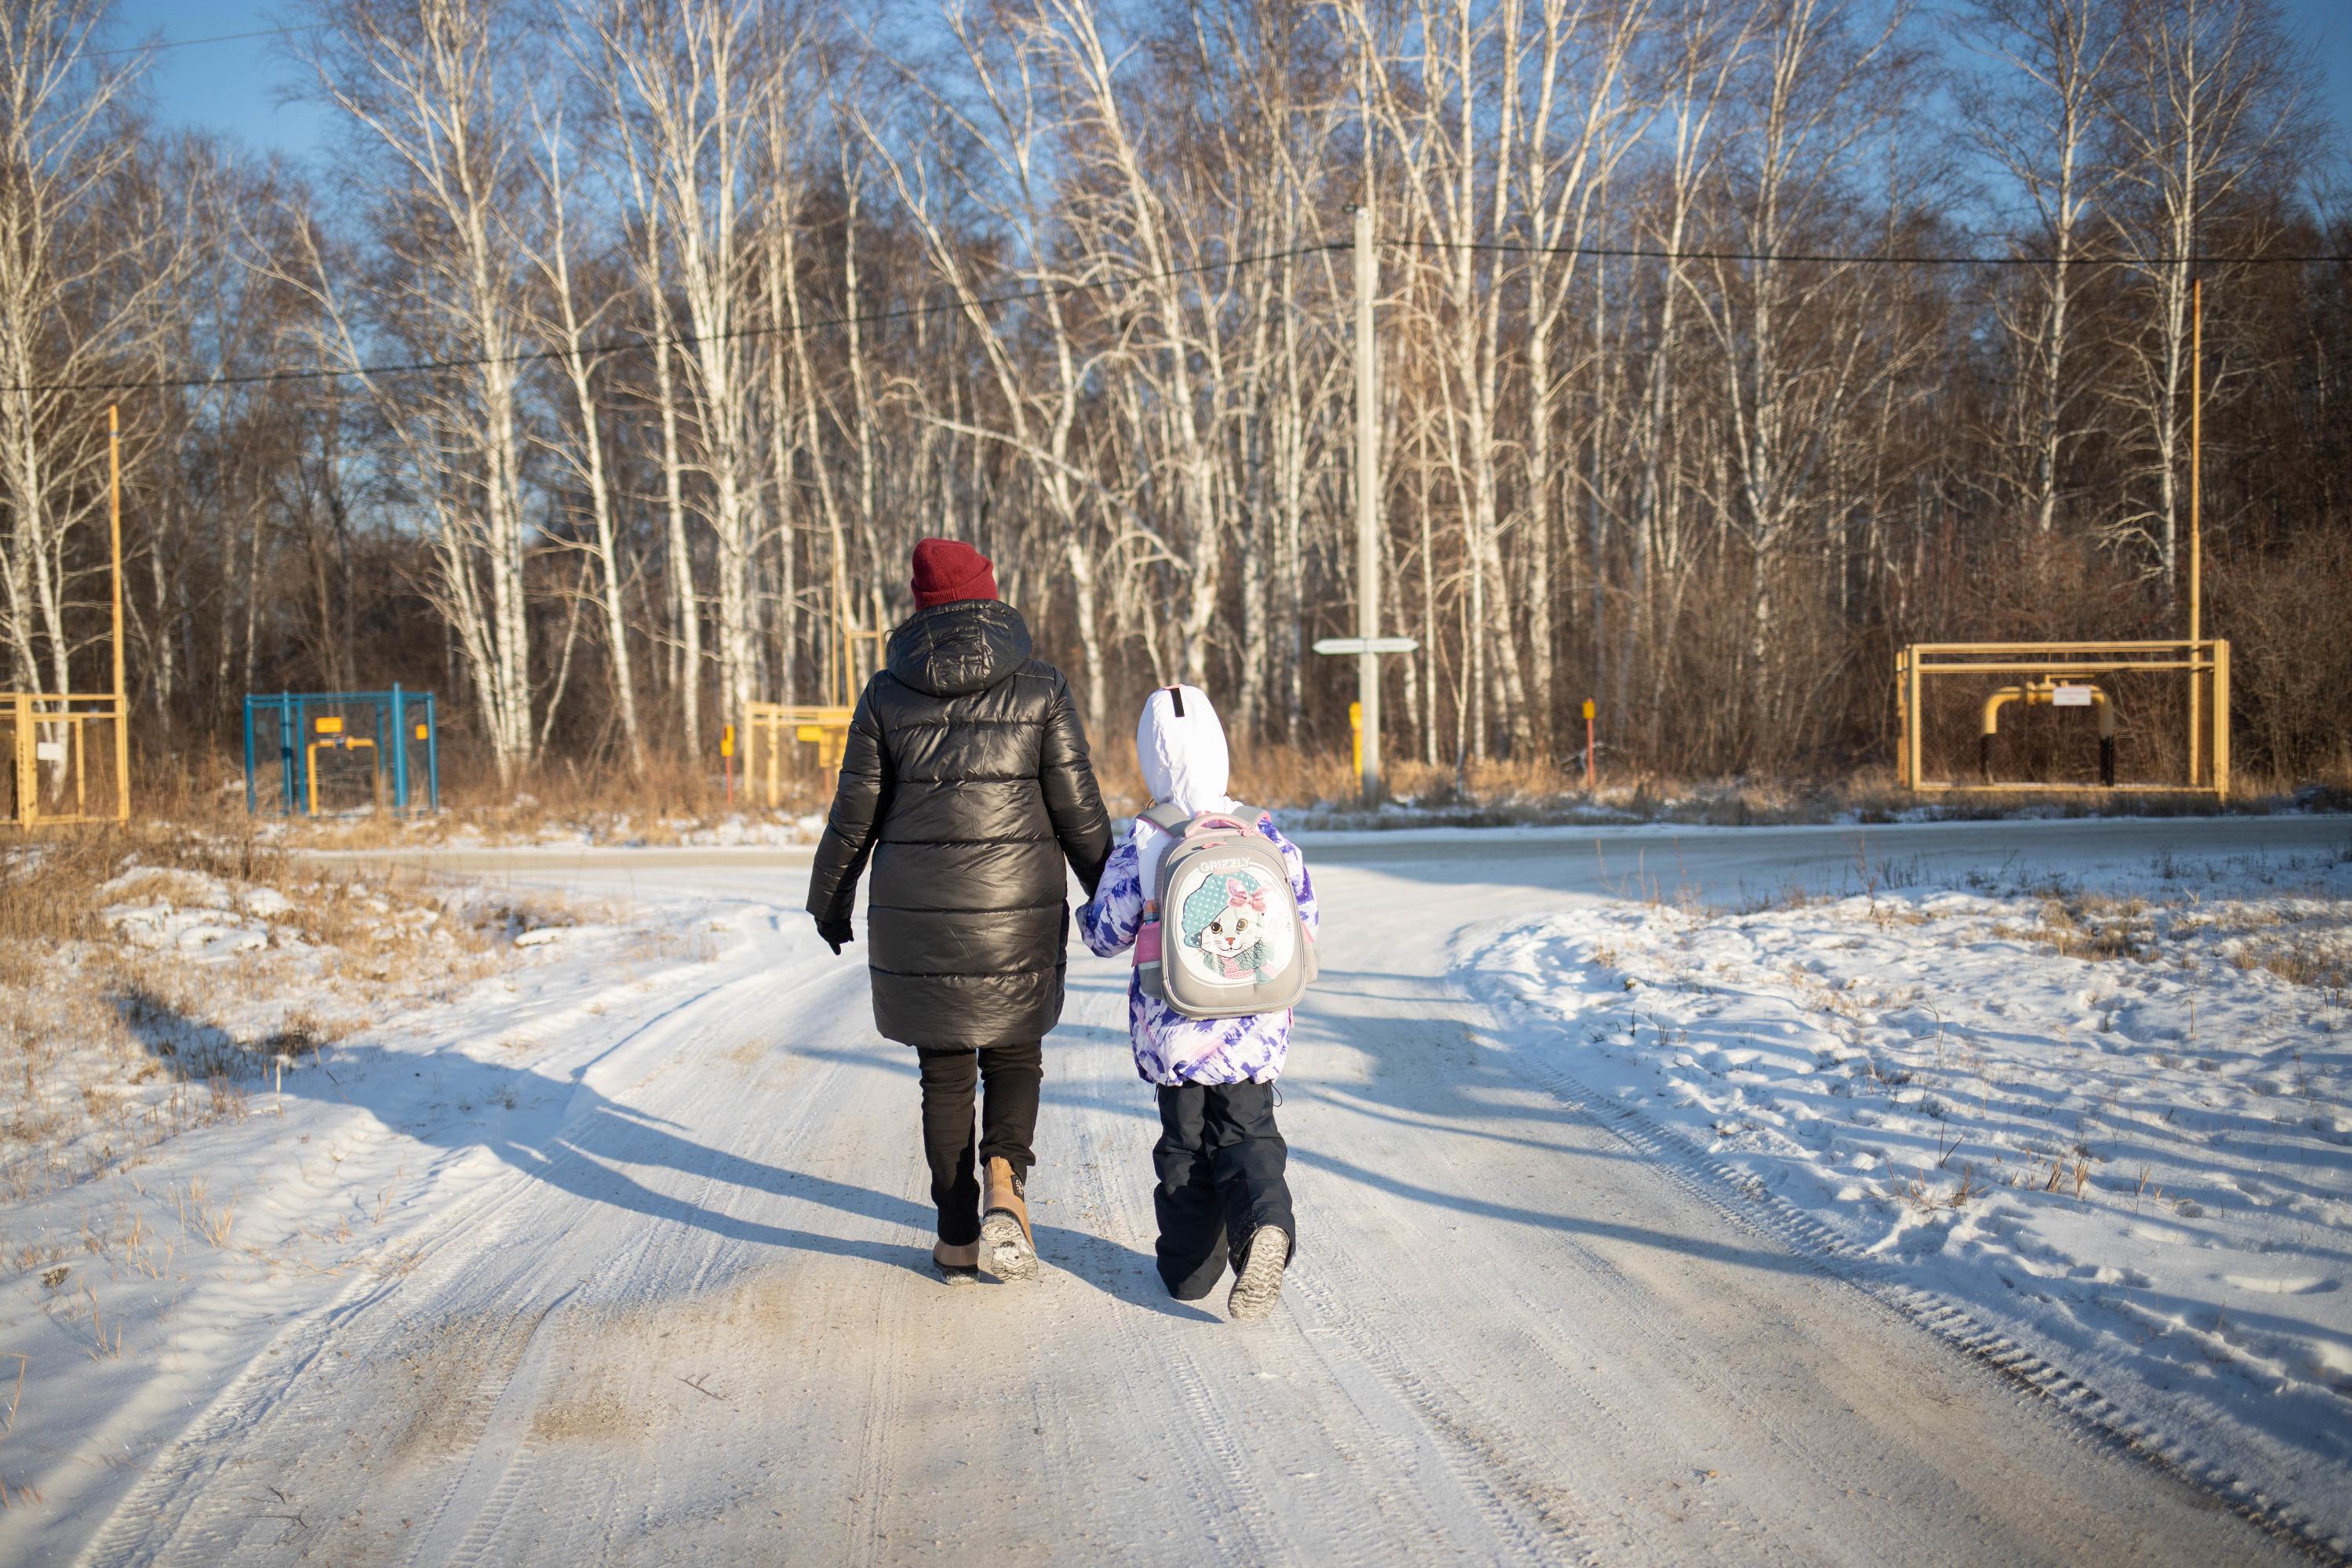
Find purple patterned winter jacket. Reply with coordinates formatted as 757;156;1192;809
1078;812;1319;1086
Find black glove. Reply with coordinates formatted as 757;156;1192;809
816;918;854;955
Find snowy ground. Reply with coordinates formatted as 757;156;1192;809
1;817;2347;1564
0;848;701;1545
1469;842;2352;1547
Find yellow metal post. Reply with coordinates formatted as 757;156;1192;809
1906;650;1923;790
13;692;35;826
110;404;128;822
1895;650;1909;787
2212;638;2230;798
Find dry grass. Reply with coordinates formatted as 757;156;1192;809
1997;890;2352;998
2004;893;2158;963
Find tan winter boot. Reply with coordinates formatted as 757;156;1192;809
980;1157;1038;1280
932;1239;981;1283
1227;1226;1291;1322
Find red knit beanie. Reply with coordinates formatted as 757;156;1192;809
909;537;998;609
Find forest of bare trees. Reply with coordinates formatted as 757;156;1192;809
3;0;2347;800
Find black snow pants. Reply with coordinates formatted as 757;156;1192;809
1152;1079;1294;1300
916;1042;1042;1246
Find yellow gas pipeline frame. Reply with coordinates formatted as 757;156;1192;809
741;621;887;806
1897;640;2230;795
5;692;129;828
5;408;131;830
742;700;854;805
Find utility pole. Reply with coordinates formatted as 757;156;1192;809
1316;206;1416;804
1353;203;1382;805
110;404;127;822
2187;276;2203;785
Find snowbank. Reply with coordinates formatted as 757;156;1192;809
1465;846;2352;1537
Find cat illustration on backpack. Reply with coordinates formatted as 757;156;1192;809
1181;870;1274;979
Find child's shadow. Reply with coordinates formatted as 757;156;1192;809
1036;1223;1220;1323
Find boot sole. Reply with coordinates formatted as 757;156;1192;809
936;1263;980;1286
1227;1228;1290;1322
981;1211;1038;1280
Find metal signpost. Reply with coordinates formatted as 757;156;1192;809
1313;204;1419;806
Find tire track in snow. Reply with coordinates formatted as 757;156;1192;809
1280;1225;1601;1565
413;955;876;1563
79;921;850;1566
1043;998;1424;1568
1056;1064;1295;1563
1291;1035;1863;1561
841;1172;914;1568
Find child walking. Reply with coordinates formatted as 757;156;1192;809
1079;685;1319;1322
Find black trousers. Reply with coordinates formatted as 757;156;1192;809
915;1042;1042;1246
1153;1079;1294;1301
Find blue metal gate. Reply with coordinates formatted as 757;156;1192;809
242;688;441;816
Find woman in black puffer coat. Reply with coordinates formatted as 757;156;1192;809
807;539;1111;1282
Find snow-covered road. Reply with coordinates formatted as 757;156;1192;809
60;818;2352;1564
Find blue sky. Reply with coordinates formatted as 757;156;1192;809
116;0;2352;171
111;1;333;161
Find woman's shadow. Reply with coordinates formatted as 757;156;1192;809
113;986;1210;1320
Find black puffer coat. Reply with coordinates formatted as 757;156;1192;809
806;599;1112;1048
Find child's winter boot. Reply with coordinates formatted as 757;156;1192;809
1227;1225;1290;1322
932;1239;981;1283
981;1156;1038;1280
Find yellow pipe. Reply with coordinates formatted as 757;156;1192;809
304;737;377;818
1980;681;2114;785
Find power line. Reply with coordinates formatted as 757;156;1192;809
16;225;2345;396
1394;236;2350;267
2;242;1348;397
80;23;327;61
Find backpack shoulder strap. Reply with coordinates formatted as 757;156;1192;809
1141;802;1192;834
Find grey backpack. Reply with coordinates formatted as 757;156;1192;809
1134;803;1317;1019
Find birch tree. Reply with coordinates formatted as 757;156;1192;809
2101;0;2302;584
304;0;540;779
523;106;645;771
1964;0;2119;540
0;0;181;703
589;0;776;734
